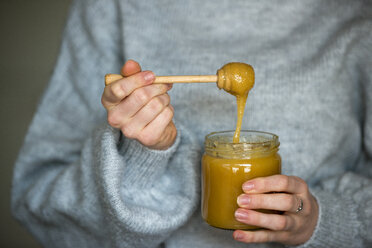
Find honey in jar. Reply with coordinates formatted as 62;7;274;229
201;130;281;230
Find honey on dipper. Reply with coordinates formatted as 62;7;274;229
216;62;255;143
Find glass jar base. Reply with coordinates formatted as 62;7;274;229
205;219;260;230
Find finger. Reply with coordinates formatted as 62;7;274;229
139;106;174;148
235;208;295;231
102;71;155;108
242;175;307;194
123;94;171;136
107;84;171;126
121;59;142;76
233;230;289;244
233;230;273;243
237;193;303;213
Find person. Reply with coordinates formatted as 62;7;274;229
11;0;372;247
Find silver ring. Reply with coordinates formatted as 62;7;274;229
296;198;303;213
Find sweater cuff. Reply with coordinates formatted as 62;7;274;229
118;126;181;189
292;189;360;248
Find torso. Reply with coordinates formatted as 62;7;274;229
118;0;364;246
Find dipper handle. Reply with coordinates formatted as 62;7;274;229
105;73;217;86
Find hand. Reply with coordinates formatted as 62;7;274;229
233;175;319;246
101;60;177;150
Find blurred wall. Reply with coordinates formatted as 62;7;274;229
0;1;72;247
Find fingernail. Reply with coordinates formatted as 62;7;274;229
143;71;155;83
237;195;250;206
234;231;244;240
235;209;248;220
243;182;254;192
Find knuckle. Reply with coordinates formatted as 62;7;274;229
156;83;169;92
139;131;158;147
101;96;114;110
252;195;263;208
303;200;312;215
279;175;290;190
111;83;125;99
254;178;265;190
133;88;150;105
293;176;308;191
157;107;174;124
300;179;309;192
169;104;175;113
122;126;137;139
295;176;306;185
162;93;171;105
260;232;271;243
261;195;271;207
101;95;107;107
107;111;121;128
303;207;310;216
277;232;290;243
293;175;306;185
244;233;255;243
249;231;270;243
149;97;164;112
275;217;288;231
164;106;174;119
245;211;255;223
286;195;296;210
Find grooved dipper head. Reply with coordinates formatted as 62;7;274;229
217;62;255;96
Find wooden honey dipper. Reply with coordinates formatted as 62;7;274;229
105;62;255;143
105;62;254;96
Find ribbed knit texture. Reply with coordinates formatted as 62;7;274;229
12;0;372;247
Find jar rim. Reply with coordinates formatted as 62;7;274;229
204;130;280;159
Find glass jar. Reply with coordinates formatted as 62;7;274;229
201;130;281;230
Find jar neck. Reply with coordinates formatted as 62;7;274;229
204;130;280;159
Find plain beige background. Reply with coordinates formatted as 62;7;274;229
0;1;72;247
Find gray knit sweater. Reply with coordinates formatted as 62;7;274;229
12;0;372;247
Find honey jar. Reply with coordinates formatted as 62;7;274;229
201;130;281;230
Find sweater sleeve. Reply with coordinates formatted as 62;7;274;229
11;1;201;247
293;14;372;248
